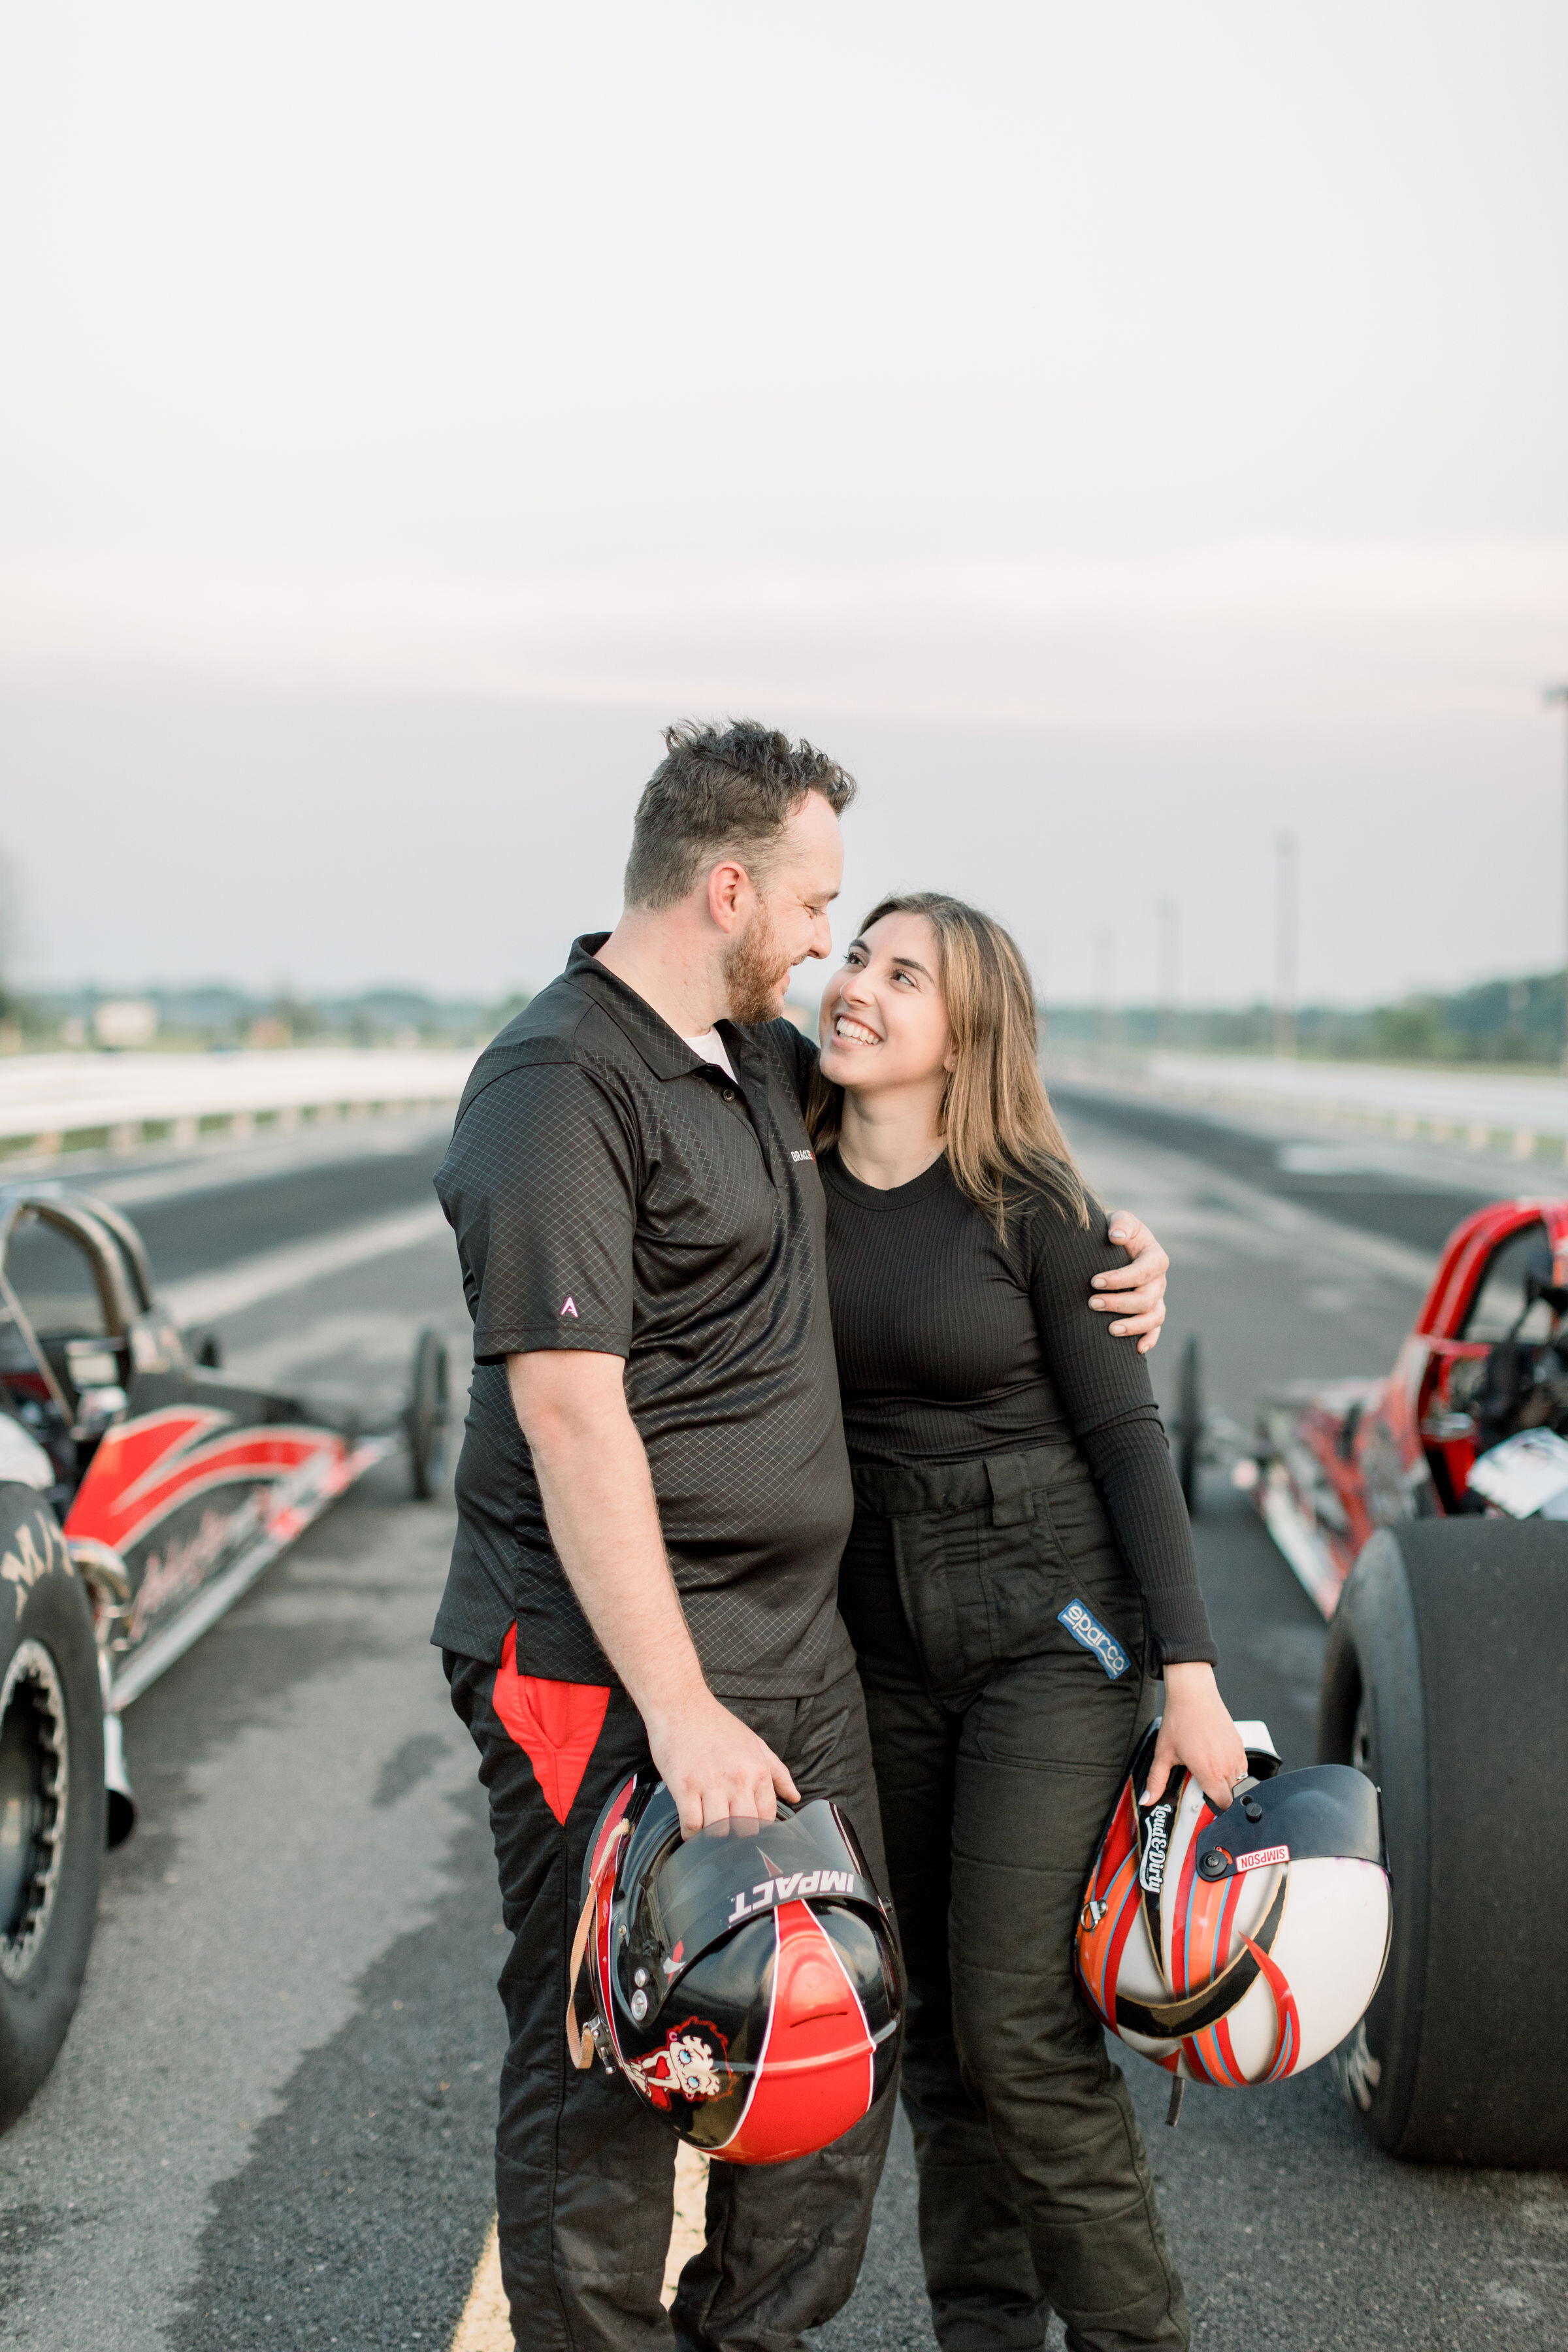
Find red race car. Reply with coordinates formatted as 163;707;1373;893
0;1181;449;2129
1247;1197;1568;1614
1231;1197;1568;2170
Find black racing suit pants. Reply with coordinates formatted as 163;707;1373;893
839;1443;1190;2352
446;1646;896;2352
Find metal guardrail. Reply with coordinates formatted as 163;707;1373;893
0;1049;479;1160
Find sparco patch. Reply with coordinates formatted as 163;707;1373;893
1058;1599;1129;1680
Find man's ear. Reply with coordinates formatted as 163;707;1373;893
705;858;754;935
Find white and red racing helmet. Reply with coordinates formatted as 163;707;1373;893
1076;1720;1390;2088
567;1777;903;2164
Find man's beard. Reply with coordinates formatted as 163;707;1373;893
722;904;793;1025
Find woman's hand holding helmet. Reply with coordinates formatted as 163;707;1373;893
1140;1662;1249;1812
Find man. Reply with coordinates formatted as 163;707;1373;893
434;721;1169;2352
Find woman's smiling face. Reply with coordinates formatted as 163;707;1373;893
817;910;955;1096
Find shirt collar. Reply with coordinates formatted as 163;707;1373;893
566;933;752;1084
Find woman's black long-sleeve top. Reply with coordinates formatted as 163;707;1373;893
819;1145;1217;1666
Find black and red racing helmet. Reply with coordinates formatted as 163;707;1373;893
567;1776;902;2164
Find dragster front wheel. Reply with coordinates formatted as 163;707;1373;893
0;1481;106;2134
1176;1333;1201;1515
406;1329;451;1502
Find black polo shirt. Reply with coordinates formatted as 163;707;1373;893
431;934;855;1699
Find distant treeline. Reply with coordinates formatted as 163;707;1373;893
7;983;531;1052
6;966;1565;1066
1045;968;1565;1066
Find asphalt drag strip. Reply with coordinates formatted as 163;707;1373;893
1047;1080;1499;1257
46;1110;456;1289
161;1203;449;1332
165;1756;503;2352
127;1134;447;1290
4;1107;1565;2349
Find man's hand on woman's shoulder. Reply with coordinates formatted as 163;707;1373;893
1089;1213;1169;1354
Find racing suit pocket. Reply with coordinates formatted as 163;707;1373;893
959;1455;1148;1767
1032;1454;1146;1667
887;1503;997;1690
849;1445;1148;1696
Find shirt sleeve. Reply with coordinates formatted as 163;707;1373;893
1022;1190;1217;1668
436;1057;638;1364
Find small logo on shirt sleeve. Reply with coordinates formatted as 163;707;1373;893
560;1296;579;1318
1058;1599;1129;1680
789;1149;815;1164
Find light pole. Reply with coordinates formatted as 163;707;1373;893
1093;927;1117;1051
1548;685;1568;1073
1156;897;1180;1049
1274;831;1298;1059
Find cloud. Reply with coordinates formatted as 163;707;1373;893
4;540;1565;740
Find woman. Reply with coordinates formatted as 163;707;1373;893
812;892;1245;2352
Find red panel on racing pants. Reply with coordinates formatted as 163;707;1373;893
492;1625;611;1827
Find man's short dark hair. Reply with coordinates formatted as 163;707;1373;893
623;719;857;911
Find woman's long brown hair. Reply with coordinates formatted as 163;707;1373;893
806;891;1088;1233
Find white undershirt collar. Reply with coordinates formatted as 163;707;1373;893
681;1027;738;1082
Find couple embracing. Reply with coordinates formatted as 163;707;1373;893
433;721;1246;2352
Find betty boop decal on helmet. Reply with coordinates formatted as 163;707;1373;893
567;1777;904;2166
630;2019;734;2108
1077;1718;1390;2090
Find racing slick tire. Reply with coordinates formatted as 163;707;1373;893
1317;1518;1568;2166
406;1328;450;1502
1175;1333;1201;1514
0;1482;106;2133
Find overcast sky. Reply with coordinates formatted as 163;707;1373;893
3;1;1565;1007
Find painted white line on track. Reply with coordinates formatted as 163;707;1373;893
448;2148;710;2349
162;1203;449;1329
664;2144;710;2306
450;2221;508;2352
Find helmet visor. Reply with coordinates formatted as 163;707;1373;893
1192;1763;1385;1880
637;1798;885;2004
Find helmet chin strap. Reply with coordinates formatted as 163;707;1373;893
566;1818;630;2071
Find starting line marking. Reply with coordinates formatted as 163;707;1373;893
448;2148;709;2349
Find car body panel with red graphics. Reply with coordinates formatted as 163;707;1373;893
0;1183;446;1709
